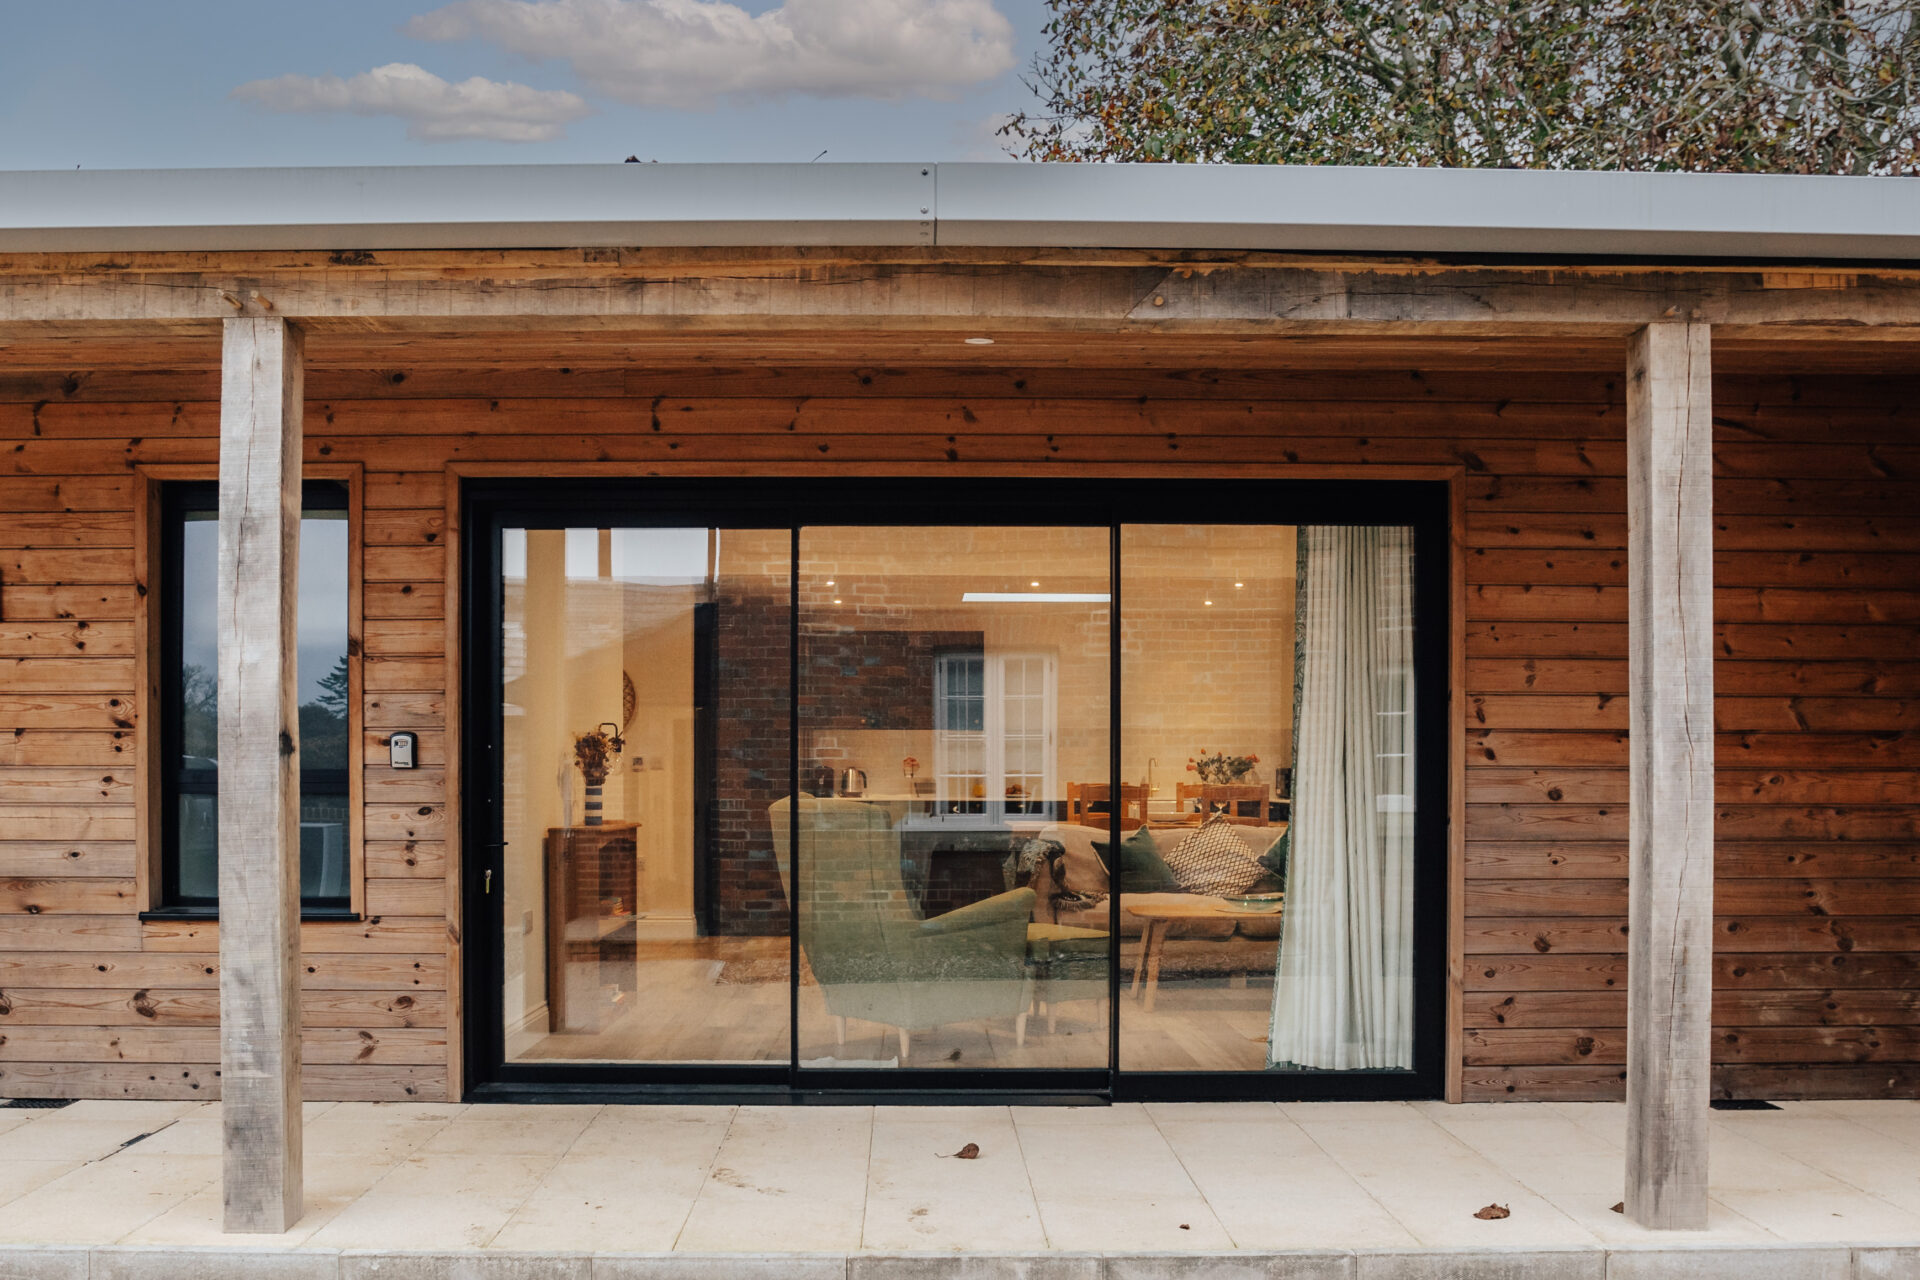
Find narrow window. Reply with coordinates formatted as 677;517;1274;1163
160;481;353;912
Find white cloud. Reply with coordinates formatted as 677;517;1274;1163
233;62;593;142
405;0;1015;108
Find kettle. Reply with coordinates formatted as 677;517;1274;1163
839;767;869;797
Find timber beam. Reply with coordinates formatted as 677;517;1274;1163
2;262;1920;336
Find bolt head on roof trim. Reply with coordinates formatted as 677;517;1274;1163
1;161;1918;260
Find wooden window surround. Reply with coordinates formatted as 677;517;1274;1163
133;462;367;920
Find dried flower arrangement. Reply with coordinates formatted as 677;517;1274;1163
573;729;616;787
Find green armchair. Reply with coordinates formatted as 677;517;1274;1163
770;796;1035;1062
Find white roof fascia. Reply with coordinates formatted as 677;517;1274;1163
933;163;1920;260
1;161;1918;260
0;163;937;252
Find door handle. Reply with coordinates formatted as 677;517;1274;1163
478;843;506;895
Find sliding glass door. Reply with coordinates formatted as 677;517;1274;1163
794;526;1111;1071
494;523;791;1067
1118;524;1418;1075
465;480;1446;1099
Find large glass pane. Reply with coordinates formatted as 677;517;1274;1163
500;526;791;1064
1118;524;1416;1073
795;527;1111;1069
170;486;350;908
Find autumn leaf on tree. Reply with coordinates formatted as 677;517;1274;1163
1003;0;1920;175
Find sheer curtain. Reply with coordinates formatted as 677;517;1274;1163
1268;525;1416;1071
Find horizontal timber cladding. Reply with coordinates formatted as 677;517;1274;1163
1461;373;1920;1104
1;352;1918;1104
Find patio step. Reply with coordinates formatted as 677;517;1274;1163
12;1244;1916;1280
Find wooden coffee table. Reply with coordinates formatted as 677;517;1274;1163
1125;899;1282;1012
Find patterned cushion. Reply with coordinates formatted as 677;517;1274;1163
1162;817;1264;896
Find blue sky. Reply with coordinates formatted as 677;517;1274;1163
0;0;1050;170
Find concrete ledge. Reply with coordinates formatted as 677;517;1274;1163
342;1253;593;1280
15;1244;1912;1280
1603;1247;1853;1280
1857;1249;1920;1280
1353;1249;1603;1280
92;1249;342;1280
0;1246;86;1280
1105;1254;1353;1280
594;1256;846;1280
845;1255;1107;1280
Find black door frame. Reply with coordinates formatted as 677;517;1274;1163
461;477;1451;1103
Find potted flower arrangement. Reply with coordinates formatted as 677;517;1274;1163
573;723;624;826
1188;747;1260;785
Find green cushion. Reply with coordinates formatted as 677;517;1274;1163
1092;826;1180;894
1256;827;1289;880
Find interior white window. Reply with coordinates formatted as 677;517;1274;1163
932;651;1057;824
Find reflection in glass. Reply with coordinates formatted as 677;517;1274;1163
794;527;1111;1068
484;512;1422;1079
500;527;790;1064
1117;524;1415;1073
167;483;351;908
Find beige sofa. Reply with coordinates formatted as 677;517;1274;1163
1025;822;1283;979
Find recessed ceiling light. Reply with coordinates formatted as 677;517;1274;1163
1234;582;1244;589
964;337;995;346
963;592;1110;603
1030;581;1040;587
1204;600;1213;606
832;598;842;605
826;579;835;586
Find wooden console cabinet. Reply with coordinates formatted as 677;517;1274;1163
543;823;642;1034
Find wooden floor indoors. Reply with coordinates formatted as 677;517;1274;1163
509;937;1277;1072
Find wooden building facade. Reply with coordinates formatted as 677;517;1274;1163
2;161;1918;1231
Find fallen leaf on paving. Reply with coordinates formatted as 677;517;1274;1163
1474;1203;1511;1220
1611;1202;1625;1214
938;1142;981;1159
1179;1223;1190;1230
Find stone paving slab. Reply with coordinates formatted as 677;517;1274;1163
2;1100;1920;1270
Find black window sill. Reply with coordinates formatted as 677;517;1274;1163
139;907;363;924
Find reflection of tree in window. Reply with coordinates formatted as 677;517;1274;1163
300;653;351;770
180;663;217;766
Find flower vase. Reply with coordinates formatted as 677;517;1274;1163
582;770;607;826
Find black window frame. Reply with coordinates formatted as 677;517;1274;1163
153;479;357;920
463;477;1451;1104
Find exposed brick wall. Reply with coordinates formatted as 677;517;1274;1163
1121;524;1296;805
709;531;792;937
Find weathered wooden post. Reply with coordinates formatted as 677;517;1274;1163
218;315;305;1232
1624;321;1715;1229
